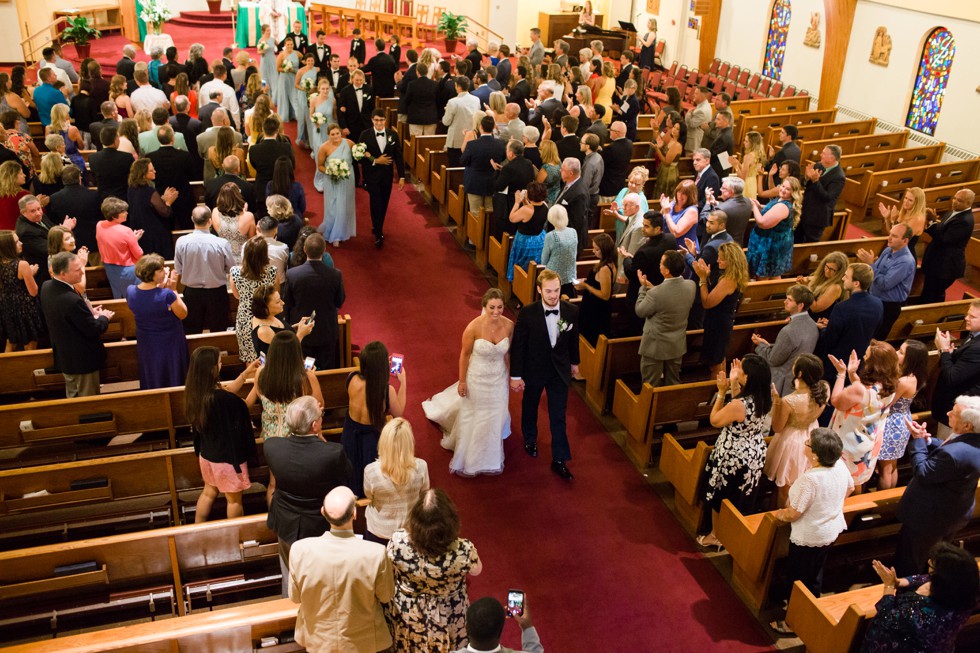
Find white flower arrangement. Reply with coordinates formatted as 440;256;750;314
280;60;294;73
311;112;328;126
325;158;351;180
301;78;315;93
351;142;370;161
257;41;268;53
139;0;173;24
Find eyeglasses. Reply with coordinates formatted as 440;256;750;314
825;265;839;273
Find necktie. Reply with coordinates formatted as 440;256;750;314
545;309;558;316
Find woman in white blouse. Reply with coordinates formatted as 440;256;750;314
769;427;854;634
363;417;430;546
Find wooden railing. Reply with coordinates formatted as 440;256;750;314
20;18;61;65
464;16;503;52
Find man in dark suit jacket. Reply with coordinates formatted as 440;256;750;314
495;46;512;87
283;234;346;369
919;189;976;304
40;252;114;397
796;145;846;243
708;112;735;178
683;210;734;329
358;109;406;247
552;158;590;251
169;96;203;180
15;196;59;284
931;302;980;434
47;165;100;253
248;117;296;217
765;124;802;179
363;39;398;99
307;31;332;76
337;71;374;141
692;148;721;214
436;62;455;118
615;52;635;88
325;54;349;92
349;30;366;66
622;212;677;335
509;269;580;480
464;42;485;77
88;101;118;152
403;65;439;133
265;394;352;593
395;52;419;120
116;46;136;80
205;156;255;209
699;176;753;246
490;139;535;239
598;123;632;199
198;93;223;130
88;126;132;202
895;399;980;575
555;116;583;163
147;127;195;230
526;83;561;132
508;66;531;123
816;262;883;388
280;20;309;52
461;116;507;216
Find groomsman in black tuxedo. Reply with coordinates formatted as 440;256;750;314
359;109;405;248
281;20;309;52
509;269;580;480
326;54;350;91
307;30;332;76
349;28;366;66
338;69;374;188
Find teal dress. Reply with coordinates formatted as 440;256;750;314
309;92;336;164
293;68;318;146
318;140;356;243
273;52;299;122
746;198;794;277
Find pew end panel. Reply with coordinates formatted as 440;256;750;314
716;499;786;615
659;433;711;535
785;581;875;653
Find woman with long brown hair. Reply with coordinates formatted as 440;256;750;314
694;242;749;377
878;339;929;489
576;232;617;345
109;74;133;118
798;251;849;321
211;182;256;266
206;126;246;183
169;72;198;119
231;235;278;362
0;230;42;351
127;157;178;258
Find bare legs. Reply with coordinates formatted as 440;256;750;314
878;459;898;490
195;485;244;522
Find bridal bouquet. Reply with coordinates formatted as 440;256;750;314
351;142;370;161
301;78;316;94
325;158;351;180
311;112;328;126
280;60;294;73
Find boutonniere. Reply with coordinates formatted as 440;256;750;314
557;318;572;334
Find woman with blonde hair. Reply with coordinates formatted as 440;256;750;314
694;242;749;376
206;126;247;182
247;93;274;145
799;251;849;321
731;131;766;199
536;139;562;205
47;104;86;177
0;160;28;230
109;74;133;118
363;417;430;546
460;110;487;151
746;176;803;279
134;109;153;134
33;152;64;197
879;186;927;253
594;61;617;124
169;73;197;119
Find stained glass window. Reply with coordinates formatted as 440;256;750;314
763;0;792;80
906;28;955;136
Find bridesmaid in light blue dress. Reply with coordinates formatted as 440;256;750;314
258;25;278;94
316;125;356;246
274;39;298;122
309;78;337;180
293;52;318;149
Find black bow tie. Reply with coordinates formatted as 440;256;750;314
545;309;559;316
376;132;385;137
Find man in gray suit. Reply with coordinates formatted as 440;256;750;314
635;250;697;387
527;28;545;68
443;76;481;167
751;284;820;395
699;176;753;245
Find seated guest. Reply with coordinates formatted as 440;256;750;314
363;417;430;547
96;197;143;298
463;596;543;653
635;249;696;387
267;156;306;220
752;285;820;395
184;346;258;522
506;182;548;282
173;206;235;334
862;543;979;652
0;229;43;351
127;253;188;389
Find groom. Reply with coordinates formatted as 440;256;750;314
358;109;405;248
509;269;580;480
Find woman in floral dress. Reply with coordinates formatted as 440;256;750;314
386;489;482;652
878;339;928;489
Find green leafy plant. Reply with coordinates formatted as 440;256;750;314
436;11;469;40
60;16;102;46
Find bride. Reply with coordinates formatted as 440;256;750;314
422;289;513;476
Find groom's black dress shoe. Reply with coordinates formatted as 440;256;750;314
551;461;573;480
524;443;537;457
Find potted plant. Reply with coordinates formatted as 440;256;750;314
436;11;468;55
60;15;101;60
206;0;223;14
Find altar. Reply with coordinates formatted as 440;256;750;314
236;1;308;47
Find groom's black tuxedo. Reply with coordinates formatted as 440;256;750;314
510;299;580;462
358;127;405;241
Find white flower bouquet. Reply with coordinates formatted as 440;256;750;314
325;158;351;180
280;60;294;73
311;112;328;126
301;78;315;93
257;41;268;53
139;0;173;24
351;142;370;161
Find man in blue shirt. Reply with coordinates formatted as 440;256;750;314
33;68;68;128
858;223;916;340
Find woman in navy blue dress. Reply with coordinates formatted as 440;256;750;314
126;254;188;389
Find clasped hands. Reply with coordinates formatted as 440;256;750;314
509;378;525;392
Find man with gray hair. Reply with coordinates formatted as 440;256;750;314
289;485;394;652
205;155;254;208
173;206;236;334
498;103;526;142
796;144;845;243
265;396;351;596
197;109;243;180
699;175;752;246
116;44;137;80
16;194;74;284
554;157;589;250
895;395;980;575
527;81;561;132
522;126;542;168
464;39;484;77
170;94;203;178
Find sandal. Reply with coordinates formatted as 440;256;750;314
695;535;724;552
769;620;795;635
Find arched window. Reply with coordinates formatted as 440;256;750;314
906;28;955;136
762;0;792;80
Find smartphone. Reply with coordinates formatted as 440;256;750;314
308;310;317;324
259;352;266;365
389;353;404;375
506;589;525;617
303;356;316;371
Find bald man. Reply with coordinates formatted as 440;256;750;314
289;487;394;652
499;103;526;142
920;188;976;304
598;120;633;205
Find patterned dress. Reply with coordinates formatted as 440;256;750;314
831;384;892;485
215;213;248;266
859;575;971;653
0;259;43;346
880;395;914;462
230;264;277;363
385;530;481;653
703;395;770;512
746;198;794;277
259;395;290;439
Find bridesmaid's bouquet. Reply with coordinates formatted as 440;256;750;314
301;78;316;94
280;60;294;73
311;112;328;126
257;41;268;53
351;142;370;161
325;158;351;180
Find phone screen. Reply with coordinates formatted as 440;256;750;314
390;354;404;375
259;352;266;366
303;356;316;371
308;310;317;324
506;589;525;617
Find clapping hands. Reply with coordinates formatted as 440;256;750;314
162;187;179;205
692;258;710;280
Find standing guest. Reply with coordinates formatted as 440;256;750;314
184;43;210;86
47;165;100;256
692;148;721;214
248;116;295;216
858;224;916;340
534;139;562;205
527;28;545;68
289;486;395;653
621;212;676;335
506;182;548;282
765;125;801;180
0;73;32;136
87;101;118;153
702;94;732;150
170;95;203;179
231;236;279;362
828;343;899;486
893;399;980;576
606;166;650;242
363;38;398;99
33;150;64;198
46;226;87;274
255;215;289;284
796;145;845;243
40;252;114;396
878;340;929;490
359;110;405;247
199;111;244;180
394;48;418;125
540;205;578;297
267;156;306;219
463;115;507;217
490;138;535;240
127;254;188;389
764;354;830;507
576;233;617;346
553;157;590;250
598;121;632;203
443;77;480;167
96;197;143;298
0;230;42;351
509;269;580;480
616;79;641;141
684;87;713;152
386;489;483;653
699;176;753;247
89;126;134;202
931;300;980;438
268;193;304;251
265;395;351;596
817;263;884;386
730;130;765;199
342;340;408;497
130;68;170;115
32;68;68;127
635;250;696;387
403;63;439;136
109;74;134;119
752;285;820;395
660;180;700;263
127;158;178;259
364;418;430;546
861;544;980;652
17;195;74;286
681;209;732;330
170;74;199;119
707;112;735;179
769;428;854;635
173;206;235;334
746;177;802;279
206;155;255;209
0;160;29;230
184;346;258;522
697;355;773;549
247;285;313;360
800;251;849;322
694;242;748;377
919;188;975;304
205;126;247;182
282;233;345;370
47;104;86;177
879;187;927;254
115;44;136;80
579;133;604;220
638;18;658;69
198;89;224;130
2;115;38;179
147;126;194;230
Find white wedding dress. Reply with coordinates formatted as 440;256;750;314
422;338;511;476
